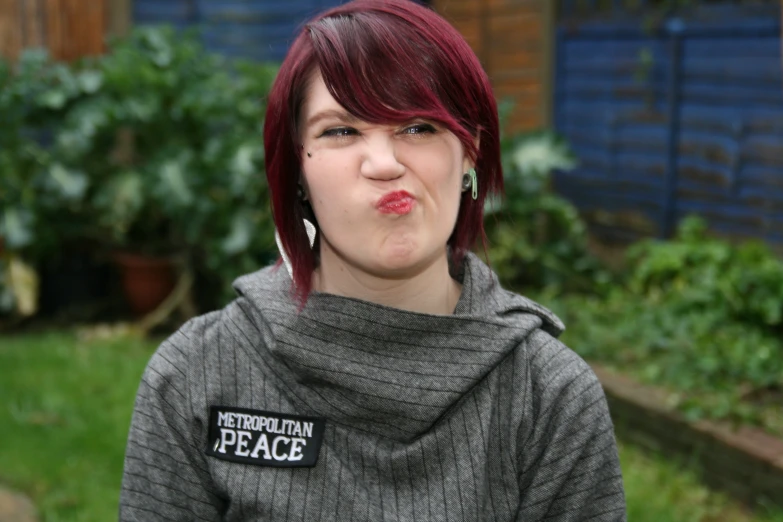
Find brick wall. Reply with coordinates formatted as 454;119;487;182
432;0;553;133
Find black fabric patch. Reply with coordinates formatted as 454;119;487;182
205;406;326;468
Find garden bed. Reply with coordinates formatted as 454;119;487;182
593;363;783;511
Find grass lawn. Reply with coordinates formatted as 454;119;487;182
0;330;159;521
1;330;782;521
620;443;783;522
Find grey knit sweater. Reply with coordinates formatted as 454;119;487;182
120;253;626;521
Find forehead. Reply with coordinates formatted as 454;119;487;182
300;72;348;124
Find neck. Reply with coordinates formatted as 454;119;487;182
312;246;462;315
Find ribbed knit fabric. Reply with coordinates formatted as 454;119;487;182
120;253;626;521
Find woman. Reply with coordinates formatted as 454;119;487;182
120;1;626;520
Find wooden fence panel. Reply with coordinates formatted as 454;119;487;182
433;0;553;133
0;0;108;61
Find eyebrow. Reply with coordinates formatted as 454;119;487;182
304;109;360;129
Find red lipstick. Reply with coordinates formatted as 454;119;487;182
376;191;415;215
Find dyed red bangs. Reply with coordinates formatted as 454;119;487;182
264;0;503;303
309;14;476;153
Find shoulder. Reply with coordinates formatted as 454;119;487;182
490;287;605;422
142;301;250;395
146;311;220;371
141;292;268;390
525;328;601;402
494;285;593;391
513;329;625;520
517;327;612;452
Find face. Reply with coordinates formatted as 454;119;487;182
299;72;474;279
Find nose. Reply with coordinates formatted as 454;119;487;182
359;135;405;181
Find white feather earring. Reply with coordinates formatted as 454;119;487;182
275;219;316;278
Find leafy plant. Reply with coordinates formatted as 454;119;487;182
0;27;282;314
535;216;783;434
0;260;14;314
627;216;783;330
39;26;281;307
0;49;95;258
486;130;612;295
53;27;277;260
544;288;783;435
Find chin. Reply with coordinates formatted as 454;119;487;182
370;243;443;277
374;251;420;274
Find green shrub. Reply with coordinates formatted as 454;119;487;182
55;28;277;255
486;130;612;295
537;216;783;434
547;289;783;434
2;27;281;309
627;216;783;330
52;27;281;305
0;49;96;259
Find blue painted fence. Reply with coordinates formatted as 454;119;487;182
133;0;348;62
554;1;783;244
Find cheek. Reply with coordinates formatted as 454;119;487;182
302;166;353;224
307;182;335;217
435;152;465;199
302;158;337;202
443;154;467;218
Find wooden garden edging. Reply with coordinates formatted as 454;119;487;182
591;364;783;510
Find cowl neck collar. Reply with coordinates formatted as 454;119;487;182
233;253;563;442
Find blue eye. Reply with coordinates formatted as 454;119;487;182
321;127;358;138
402;123;437;135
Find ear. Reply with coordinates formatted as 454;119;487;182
298;175;311;201
462;134;481;172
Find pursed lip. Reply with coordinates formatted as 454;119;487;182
375;190;416;214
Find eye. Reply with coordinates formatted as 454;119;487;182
401;123;437;135
320;127;359;138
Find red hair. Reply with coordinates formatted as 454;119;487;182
264;0;502;302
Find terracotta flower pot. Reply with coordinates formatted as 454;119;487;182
113;252;177;316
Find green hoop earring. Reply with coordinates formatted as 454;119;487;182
461;168;478;200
